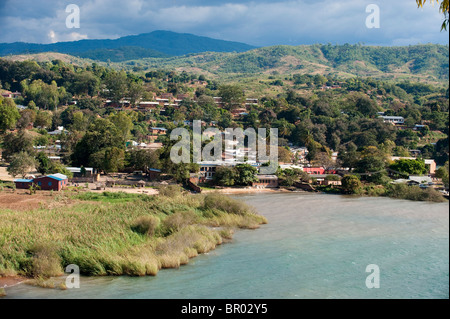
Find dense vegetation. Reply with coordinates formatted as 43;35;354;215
0;55;448;197
0;190;267;278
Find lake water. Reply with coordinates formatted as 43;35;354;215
4;193;449;299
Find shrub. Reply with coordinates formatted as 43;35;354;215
162;211;198;235
29;243;63;278
131;215;160;236
158;185;183;197
341;175;362;194
387;184;446;202
203;193;253;215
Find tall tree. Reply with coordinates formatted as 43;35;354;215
7;151;37;178
0;97;20;132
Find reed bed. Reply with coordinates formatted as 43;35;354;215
0;191;267;279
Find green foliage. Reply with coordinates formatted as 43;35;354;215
77;46;169;62
386;183;446;202
7;151;37;178
204;193;254;215
213;166;238;186
2;130;35;161
89;147;125;173
131;216;160;236
341;175;362;194
0;97;20;131
435;161;449;188
218;84;245;109
389;159;428;176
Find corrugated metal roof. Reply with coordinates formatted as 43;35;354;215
47;173;68;181
14;179;33;183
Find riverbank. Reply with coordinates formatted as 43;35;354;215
0;190;267;291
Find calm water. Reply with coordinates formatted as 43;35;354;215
4;193;449;299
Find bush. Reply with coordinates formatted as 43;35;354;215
158;185;183;197
341;175;362;194
162;211;198;235
203;193;254;215
131;216;160;236
387;184;446;202
29;243;63;278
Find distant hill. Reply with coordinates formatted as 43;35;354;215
77;46;170;62
2;43;448;84
126;43;448;83
0;30;257;58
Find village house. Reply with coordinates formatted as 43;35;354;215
14;173;69;191
1;91;22;99
303;167;326;175
379;116;405;125
147;168;162;180
252;175;279;188
150;127;168;135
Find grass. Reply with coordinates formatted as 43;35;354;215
0;190;267;279
318;182;447;203
385;184;447;203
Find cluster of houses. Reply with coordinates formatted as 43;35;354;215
104;93;258;120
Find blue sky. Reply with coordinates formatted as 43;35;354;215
0;0;448;46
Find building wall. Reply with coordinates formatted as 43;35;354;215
252;178;279;188
33;177;68;191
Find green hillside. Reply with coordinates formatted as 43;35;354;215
3;43;448;84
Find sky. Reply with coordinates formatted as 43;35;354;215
0;0;448;46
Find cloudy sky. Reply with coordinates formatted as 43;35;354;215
0;0;448;46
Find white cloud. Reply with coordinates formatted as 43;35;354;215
0;0;447;46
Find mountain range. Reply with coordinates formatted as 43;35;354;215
0;30;256;60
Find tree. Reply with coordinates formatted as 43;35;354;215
235;164;258;186
218;84;244;110
354;146;388;183
213;166;238;186
435;161;449;188
109;112;133;142
72;118;125;166
34;110;53;128
7;152;37;178
24;80;60;110
278;147;292;163
1;130;35;161
341;175;362;194
89;147;125;173
0;97;20;132
103;71;128;104
127;149;160;171
36;152;52;175
278;168;309;186
417;0;449;30
389;159;428;176
17;108;37;129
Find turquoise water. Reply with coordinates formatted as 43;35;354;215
4;193;449;299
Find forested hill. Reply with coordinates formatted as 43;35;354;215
133;44;449;83
0;30;256;58
2;43;448;84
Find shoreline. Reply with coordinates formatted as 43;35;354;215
0;276;27;289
